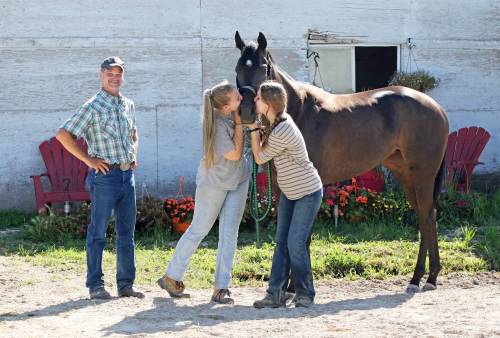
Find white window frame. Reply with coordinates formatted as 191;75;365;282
307;43;401;93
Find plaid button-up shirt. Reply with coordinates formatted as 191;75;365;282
61;89;137;164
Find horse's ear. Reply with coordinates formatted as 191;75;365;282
257;32;267;51
235;31;245;51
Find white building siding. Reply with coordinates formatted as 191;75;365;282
0;0;499;209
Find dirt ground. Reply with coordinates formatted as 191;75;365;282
0;255;499;338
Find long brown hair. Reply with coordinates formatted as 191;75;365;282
202;80;236;168
260;81;287;117
259;81;287;146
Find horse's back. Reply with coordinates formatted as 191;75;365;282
297;85;448;181
315;85;449;139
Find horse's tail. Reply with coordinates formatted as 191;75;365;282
433;154;446;204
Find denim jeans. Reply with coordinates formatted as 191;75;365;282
166;178;249;289
266;188;322;302
85;168;136;292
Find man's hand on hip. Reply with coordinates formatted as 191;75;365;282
86;157;109;174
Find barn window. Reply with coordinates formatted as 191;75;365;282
307;34;400;93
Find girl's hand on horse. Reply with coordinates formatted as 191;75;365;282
234;111;243;125
246;122;259;130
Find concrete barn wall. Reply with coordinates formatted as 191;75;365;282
0;0;498;210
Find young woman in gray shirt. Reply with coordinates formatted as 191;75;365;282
157;81;249;304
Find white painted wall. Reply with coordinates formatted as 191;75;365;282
1;0;499;210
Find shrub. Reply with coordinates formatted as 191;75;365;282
23;196;167;241
437;189;476;225
136;196;165;233
24;206;91;241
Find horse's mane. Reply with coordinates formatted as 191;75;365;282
267;51;407;113
271;61;379;113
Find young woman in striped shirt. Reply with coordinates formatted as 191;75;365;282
249;81;323;308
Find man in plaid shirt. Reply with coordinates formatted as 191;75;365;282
56;56;143;299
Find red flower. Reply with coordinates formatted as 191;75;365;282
356;196;368;204
164;196;195;223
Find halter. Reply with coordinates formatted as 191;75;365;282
237;56;273;96
239;85;256;96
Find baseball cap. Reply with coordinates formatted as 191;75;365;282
101;56;125;70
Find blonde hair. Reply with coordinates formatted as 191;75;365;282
202;80;236;168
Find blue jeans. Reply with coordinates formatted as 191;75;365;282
266;188;322;302
85;168;136;292
166;178;249;289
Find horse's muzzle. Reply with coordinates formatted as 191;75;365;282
239;86;257;124
240;102;256;124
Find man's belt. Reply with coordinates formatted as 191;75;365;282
109;162;132;171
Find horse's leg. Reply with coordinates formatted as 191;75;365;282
400;179;428;292
412;176;440;292
423;207;440;291
384;155;427;292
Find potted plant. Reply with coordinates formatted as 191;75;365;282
388;70;440;93
163;196;195;234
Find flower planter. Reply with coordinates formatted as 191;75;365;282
172;219;191;234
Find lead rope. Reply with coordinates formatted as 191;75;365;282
249;159;272;248
246;58;274;248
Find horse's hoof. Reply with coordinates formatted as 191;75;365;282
422;282;437;291
405;284;420;293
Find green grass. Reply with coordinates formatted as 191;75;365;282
0;220;492;289
0;190;498;289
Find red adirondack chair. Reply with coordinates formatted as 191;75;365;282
31;137;91;213
444;126;490;192
357;168;385;192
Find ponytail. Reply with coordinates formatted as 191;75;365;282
202;89;216;168
201;80;236;168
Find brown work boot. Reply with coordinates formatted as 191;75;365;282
253;293;286;309
293;295;314;308
89;287;112;300
118;286;145;299
211;288;234;304
157;275;188;298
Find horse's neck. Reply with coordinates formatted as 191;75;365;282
273;67;305;123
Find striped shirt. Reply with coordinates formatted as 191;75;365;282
61;89;137;164
258;114;322;200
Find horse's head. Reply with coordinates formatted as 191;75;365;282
234;31;272;123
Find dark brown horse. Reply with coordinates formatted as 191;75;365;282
235;31;449;292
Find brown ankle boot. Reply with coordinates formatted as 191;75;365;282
157;275;188;298
211;288;234;304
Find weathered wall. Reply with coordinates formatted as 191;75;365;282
1;0;499;210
